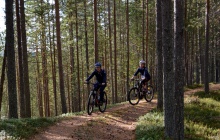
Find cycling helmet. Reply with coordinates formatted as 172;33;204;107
95;62;101;67
139;60;146;65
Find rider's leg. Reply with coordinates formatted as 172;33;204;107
99;85;106;102
141;79;148;91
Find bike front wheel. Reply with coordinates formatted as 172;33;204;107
99;92;107;113
87;92;95;115
128;87;140;105
144;85;154;102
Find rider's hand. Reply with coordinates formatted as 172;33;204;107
84;81;89;84
131;76;135;81
102;83;106;85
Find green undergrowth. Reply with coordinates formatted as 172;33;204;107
0;117;58;139
0;111;87;139
136;88;220;140
0;101;126;139
185;84;203;91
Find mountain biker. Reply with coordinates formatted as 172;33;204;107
131;60;151;91
85;62;106;103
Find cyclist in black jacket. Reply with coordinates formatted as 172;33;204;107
131;60;151;90
85;62;106;103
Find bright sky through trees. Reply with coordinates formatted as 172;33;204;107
0;1;5;32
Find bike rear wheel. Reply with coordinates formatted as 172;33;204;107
99;92;107;113
128;87;140;105
87;92;95;115
144;85;154;102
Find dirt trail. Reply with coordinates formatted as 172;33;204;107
30;84;220;140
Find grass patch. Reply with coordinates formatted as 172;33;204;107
136;88;220;140
0;110;87;139
185;84;203;90
0;117;58;139
136;110;166;140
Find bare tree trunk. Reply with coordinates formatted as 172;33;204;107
173;0;184;139
113;0;118;103
55;0;67;114
84;0;90;104
145;0;149;66
16;0;25;118
36;45;43;117
94;0;98;62
108;0;114;104
204;0;210;94
75;2;81;112
156;0;163;110
6;0;18;118
162;0;174;137
184;0;188;86
142;0;145;59
126;0;130;101
20;0;31;118
69;19;75;112
50;3;57;116
196;3;200;84
40;0;50;117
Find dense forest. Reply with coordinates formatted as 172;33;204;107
0;0;219;124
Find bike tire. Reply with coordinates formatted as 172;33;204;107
87;92;94;115
128;87;140;105
99;92;107;113
144;85;154;102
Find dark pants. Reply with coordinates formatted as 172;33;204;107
94;83;106;101
141;79;149;88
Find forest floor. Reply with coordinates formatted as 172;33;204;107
30;84;220;140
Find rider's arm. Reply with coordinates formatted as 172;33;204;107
131;68;140;79
103;70;107;84
134;68;140;76
86;71;95;82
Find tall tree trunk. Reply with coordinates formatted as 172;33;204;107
69;17;75;112
55;0;67;114
20;0;31;118
142;0;145;59
6;0;18;118
113;0;118;103
173;0;184;139
204;0;210;94
145;0;149;66
49;2;57;116
108;0;114;104
196;2;200;84
162;0;174;138
16;0;25;118
36;44;43;117
184;0;188;85
156;0;163;110
75;1;81;112
94;0;98;62
126;0;130;101
40;0;50;117
84;0;90;104
41;21;50;117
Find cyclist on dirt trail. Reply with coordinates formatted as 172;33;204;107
85;62;106;103
131;60;151;91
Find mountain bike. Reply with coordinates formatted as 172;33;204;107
86;82;107;115
128;78;154;105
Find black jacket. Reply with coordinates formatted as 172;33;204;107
134;67;151;80
86;69;107;83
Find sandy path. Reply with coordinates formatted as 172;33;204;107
30;84;220;140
